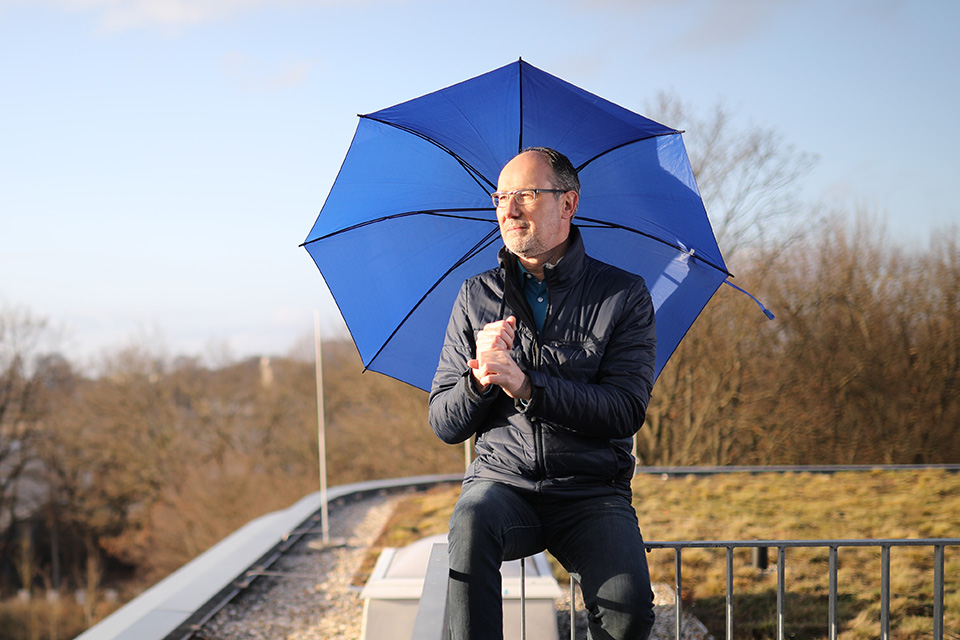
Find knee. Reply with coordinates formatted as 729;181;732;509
590;575;656;640
447;488;505;564
594;602;656;640
624;603;656;640
448;485;504;542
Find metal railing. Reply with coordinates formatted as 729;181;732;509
644;538;958;640
414;538;959;640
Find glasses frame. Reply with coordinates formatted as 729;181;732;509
491;188;568;208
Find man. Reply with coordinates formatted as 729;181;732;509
429;147;658;639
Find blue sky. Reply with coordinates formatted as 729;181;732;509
1;0;957;365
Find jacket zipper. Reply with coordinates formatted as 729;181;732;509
502;267;547;489
532;335;544;491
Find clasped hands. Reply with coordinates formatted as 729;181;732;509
468;316;532;401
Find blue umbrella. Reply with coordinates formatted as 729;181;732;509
304;59;750;392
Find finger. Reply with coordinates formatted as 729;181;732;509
477;331;509;353
497;316;516;350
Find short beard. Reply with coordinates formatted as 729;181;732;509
504;232;546;258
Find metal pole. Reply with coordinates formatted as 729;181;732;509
675;549;682;640
934;544;944;640
777;546;785;640
828;546;838;640
881;545;890;640
314;311;329;544
570;575;576;640
725;547;734;640
520;558;526;640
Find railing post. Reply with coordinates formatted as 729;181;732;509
751;546;768;570
881;545;890;640
828;546;838;640
520;557;526;640
725;547;734;640
675;548;683;640
777;546;785;640
934;544;944;640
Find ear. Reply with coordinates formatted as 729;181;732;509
560;191;578;220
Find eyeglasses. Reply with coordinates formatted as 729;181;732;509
491;188;567;208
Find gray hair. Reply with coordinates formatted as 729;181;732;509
521;146;580;196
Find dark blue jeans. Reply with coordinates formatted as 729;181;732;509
447;480;656;639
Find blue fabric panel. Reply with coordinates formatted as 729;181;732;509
306;118;494;243
578;225;725;377
365;62;522;186
306;213;498;368
578;135;724;271
518;62;676;166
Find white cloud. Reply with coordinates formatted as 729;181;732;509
564;0;802;51
1;0;401;32
223;51;316;92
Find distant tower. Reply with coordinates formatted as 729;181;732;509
259;356;274;389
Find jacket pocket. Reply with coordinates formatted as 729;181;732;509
540;426;619;482
539;338;604;382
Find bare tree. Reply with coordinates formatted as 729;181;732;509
0;307;59;588
760;216;960;464
320;339;463;484
636;95;817;466
646;92;819;258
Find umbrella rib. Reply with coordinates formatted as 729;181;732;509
576;216;732;278
360;115;497;192
518;58;525;153
574;131;683;174
300;209;496;247
363;227;503;373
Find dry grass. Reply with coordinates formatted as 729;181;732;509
0;594;117;640
364;469;960;639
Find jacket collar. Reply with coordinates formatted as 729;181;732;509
497;224;586;291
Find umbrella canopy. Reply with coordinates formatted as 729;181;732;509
304;59;732;392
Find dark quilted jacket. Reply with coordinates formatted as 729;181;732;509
428;226;657;499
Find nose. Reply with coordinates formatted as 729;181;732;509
499;197;521;219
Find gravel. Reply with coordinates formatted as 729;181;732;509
195;491;401;640
195;490;712;640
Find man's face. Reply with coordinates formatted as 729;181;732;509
495;152;576;260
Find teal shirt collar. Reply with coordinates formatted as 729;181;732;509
517;262;548;335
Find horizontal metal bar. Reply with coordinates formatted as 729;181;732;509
636;464;960;477
242;569;325;580
645;538;960;550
